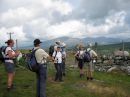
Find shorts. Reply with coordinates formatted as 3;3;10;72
78;59;84;69
4;62;15;73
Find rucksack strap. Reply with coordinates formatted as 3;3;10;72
54;51;57;59
85;49;91;54
3;46;12;58
31;48;40;64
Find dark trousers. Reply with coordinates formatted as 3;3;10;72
54;63;62;81
36;65;47;97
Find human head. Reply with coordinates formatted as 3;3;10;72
57;46;61;51
34;39;42;47
78;44;84;50
5;39;14;47
119;48;122;51
88;43;92;48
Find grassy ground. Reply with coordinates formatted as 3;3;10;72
0;54;130;97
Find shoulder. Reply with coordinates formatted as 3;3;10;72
6;47;12;51
53;51;56;54
91;50;96;53
52;51;56;56
77;50;79;53
36;48;46;53
91;50;97;55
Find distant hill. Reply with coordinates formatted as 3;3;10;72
19;36;130;49
40;36;128;48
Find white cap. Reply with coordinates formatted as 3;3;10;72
61;42;66;47
55;41;61;45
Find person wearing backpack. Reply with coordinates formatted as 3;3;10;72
85;44;97;80
75;45;85;78
33;39;49;97
4;39;20;91
49;41;61;57
52;46;63;82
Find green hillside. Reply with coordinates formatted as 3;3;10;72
67;42;130;55
0;51;130;97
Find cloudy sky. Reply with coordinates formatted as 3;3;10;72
0;0;130;46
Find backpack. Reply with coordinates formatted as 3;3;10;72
83;50;91;62
49;45;54;57
26;49;39;72
0;46;7;62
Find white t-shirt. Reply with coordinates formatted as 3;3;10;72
5;47;15;63
52;51;62;63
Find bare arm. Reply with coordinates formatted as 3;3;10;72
74;51;79;56
7;50;20;58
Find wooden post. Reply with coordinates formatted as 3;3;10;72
16;39;18;50
7;32;14;39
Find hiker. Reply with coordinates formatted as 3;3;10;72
33;39;49;97
49;41;67;76
4;39;20;91
86;44;97;80
52;46;63;82
49;41;61;57
75;45;85;78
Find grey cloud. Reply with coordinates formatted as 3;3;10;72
0;0;130;43
80;0;130;19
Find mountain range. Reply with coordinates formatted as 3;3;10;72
19;36;130;49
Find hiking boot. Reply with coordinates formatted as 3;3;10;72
63;73;66;76
54;79;58;82
54;77;58;81
7;87;11;91
90;77;93;80
7;84;15;91
7;86;13;91
87;77;89;80
59;79;63;82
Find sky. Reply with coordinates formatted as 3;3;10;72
0;0;130;46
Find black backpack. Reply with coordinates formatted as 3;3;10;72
49;45;54;57
0;46;7;62
26;49;40;72
83;50;92;62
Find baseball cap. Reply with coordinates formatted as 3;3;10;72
34;39;42;45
